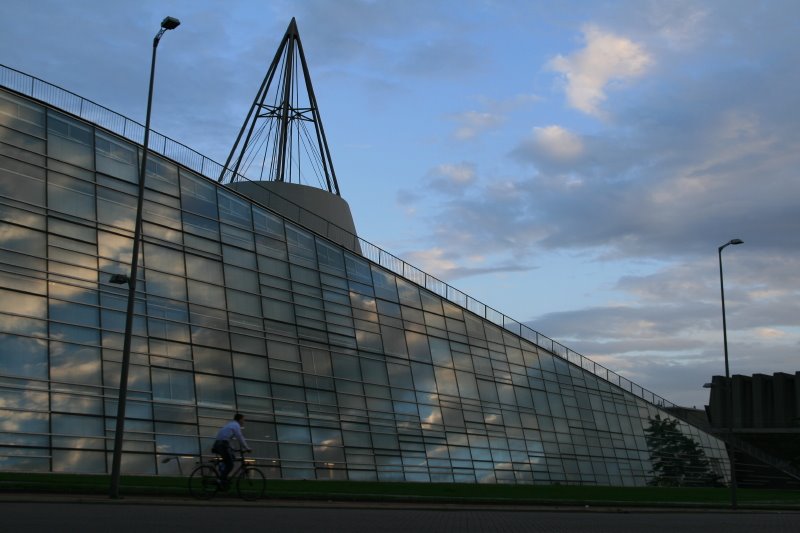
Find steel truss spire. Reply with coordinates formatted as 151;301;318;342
219;18;340;196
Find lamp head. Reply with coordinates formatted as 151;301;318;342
719;238;744;252
161;16;181;30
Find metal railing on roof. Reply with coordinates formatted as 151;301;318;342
0;63;676;410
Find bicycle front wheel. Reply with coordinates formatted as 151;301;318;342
188;464;219;499
236;466;266;501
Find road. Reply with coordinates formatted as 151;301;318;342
3;500;800;532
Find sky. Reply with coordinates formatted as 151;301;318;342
2;0;798;408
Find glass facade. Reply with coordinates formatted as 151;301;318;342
0;86;730;485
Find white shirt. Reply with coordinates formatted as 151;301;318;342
215;420;249;450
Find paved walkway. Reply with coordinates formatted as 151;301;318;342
3;495;800;533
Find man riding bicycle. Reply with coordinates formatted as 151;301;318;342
211;413;251;486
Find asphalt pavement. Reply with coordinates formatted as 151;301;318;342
3;492;800;533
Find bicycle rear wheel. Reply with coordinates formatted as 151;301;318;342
236;466;266;501
188;464;219;499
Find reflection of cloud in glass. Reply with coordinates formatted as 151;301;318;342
98;231;133;265
0;409;48;433
0;288;46;318
0;220;42;249
52;449;106;473
48;282;97;304
484;413;502;425
0;335;48;378
50;391;103;415
0;315;47;337
50;356;101;384
0;387;48;410
418;404;443;425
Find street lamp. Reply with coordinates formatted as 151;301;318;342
718;237;743;509
109;15;181;499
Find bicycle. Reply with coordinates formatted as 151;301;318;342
188;448;266;501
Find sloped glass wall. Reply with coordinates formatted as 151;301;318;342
0;87;729;485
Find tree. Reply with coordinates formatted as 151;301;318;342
645;414;724;487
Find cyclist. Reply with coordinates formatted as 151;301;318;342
211;413;251;487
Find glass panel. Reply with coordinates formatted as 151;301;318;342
47;111;93;169
96;131;137;182
0;409;49;446
182;212;219;239
406;331;431;362
0;333;47;378
410;362;437;393
0;90;45;136
434;366;459;396
345;253;372;283
0;154;46;205
185;253;223;284
152;368;195;402
147;301;189;350
262;297;294;323
223;245;256;269
49;300;99;327
224;264;258;292
455;370;479;399
193;346;233;376
397;278;421;308
145;155;179;196
285;224;316;266
97;186;135;232
226;288;260;316
1;222;45;257
233;352;268;380
221;223;255;250
387;362;414;389
316;240;345;274
145;271;187;300
255;233;287;263
361;358;388;385
144;243;185;276
372;267;398;302
380;325;407;358
218;188;252;228
0;288;46;320
253;205;284;237
180;170;217;218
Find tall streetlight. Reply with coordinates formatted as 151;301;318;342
718;237;743;509
109;15;181;499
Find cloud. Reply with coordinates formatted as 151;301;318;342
451;111;505;140
644;0;709;50
549;25;652;117
448;93;539;140
525;254;800;407
515;125;585;166
404;247;534;281
429;163;477;193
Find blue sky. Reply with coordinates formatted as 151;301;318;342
3;0;798;408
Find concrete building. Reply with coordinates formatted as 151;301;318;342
706;372;800;487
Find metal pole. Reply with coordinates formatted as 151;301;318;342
109;18;179;499
718;238;742;509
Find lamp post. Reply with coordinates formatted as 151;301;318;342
109;15;181;499
718;238;743;509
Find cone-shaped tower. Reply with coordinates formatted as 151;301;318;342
219;18;340;196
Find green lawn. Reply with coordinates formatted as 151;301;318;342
2;473;800;508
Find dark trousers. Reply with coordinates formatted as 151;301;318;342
211;440;233;481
